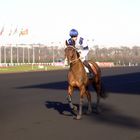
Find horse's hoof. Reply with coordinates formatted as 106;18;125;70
93;107;101;114
73;115;82;120
97;107;102;113
86;110;92;115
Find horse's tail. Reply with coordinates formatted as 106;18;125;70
100;81;108;99
89;60;108;98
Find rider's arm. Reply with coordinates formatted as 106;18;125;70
79;37;89;50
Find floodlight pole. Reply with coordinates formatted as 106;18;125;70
4;46;6;63
0;45;1;63
51;42;55;65
28;47;30;63
10;44;13;63
22;47;24;63
17;45;19;63
32;45;35;63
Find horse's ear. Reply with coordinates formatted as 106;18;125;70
65;40;69;47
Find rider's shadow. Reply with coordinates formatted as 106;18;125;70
45;101;77;116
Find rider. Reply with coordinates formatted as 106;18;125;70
65;28;94;79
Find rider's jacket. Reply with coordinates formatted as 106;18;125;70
66;37;89;61
66;37;88;50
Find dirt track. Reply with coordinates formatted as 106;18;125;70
0;66;140;140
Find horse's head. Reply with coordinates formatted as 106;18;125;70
64;41;80;64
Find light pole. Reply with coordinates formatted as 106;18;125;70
0;45;1;63
10;44;13;64
28;47;30;63
32;45;35;63
17;45;19;63
22;46;24;63
4;46;6;63
51;42;55;65
39;45;40;63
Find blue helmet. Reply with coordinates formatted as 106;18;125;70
69;29;78;37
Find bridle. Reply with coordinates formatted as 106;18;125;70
65;46;80;64
69;58;80;64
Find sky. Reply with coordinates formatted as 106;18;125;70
0;0;140;47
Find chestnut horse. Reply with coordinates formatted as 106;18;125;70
64;43;106;120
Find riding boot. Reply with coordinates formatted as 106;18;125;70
83;60;94;79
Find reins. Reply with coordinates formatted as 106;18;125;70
66;46;80;64
70;58;80;64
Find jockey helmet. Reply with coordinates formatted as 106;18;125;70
69;29;78;37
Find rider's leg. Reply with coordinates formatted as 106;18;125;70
83;60;94;79
83;60;93;73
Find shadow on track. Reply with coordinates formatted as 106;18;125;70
17;72;140;95
45;101;140;130
92;103;140;130
24;81;68;90
102;72;140;95
45;101;77;117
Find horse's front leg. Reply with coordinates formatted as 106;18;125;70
67;85;77;114
76;86;85;120
76;97;84;120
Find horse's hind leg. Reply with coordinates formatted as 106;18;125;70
93;82;101;113
85;89;92;114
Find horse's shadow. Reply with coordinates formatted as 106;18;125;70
45;101;77;116
45;101;99;117
45;101;140;130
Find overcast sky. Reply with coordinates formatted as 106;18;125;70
0;0;140;46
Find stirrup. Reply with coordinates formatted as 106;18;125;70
87;73;94;79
